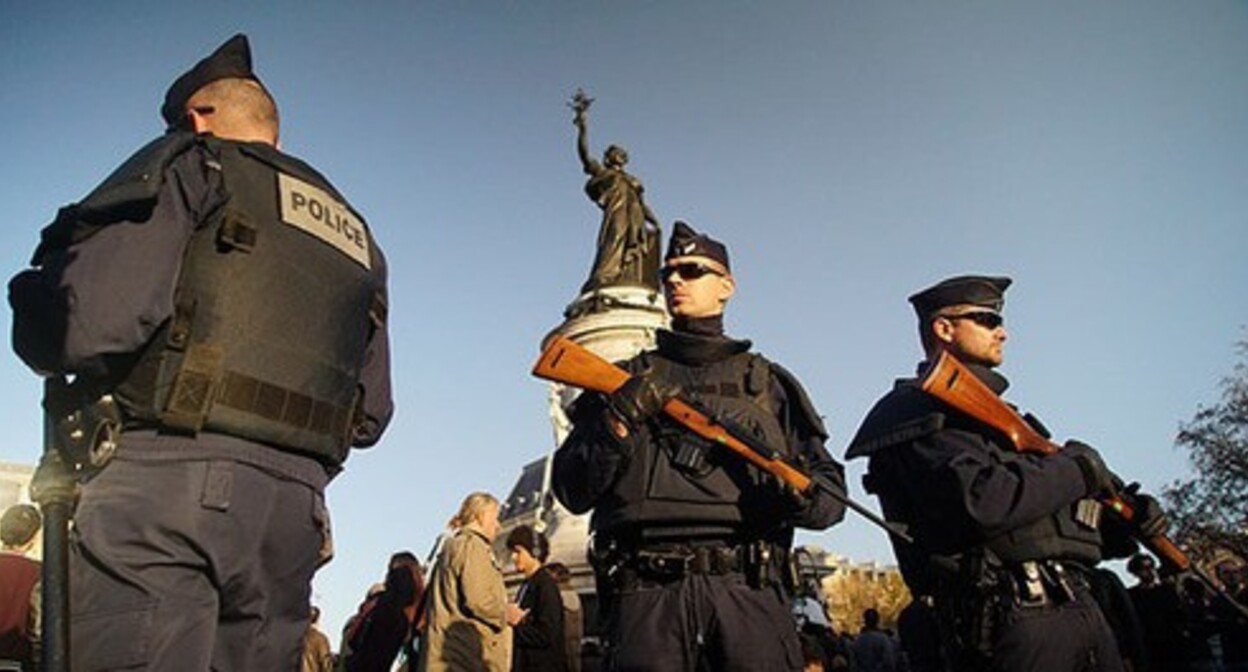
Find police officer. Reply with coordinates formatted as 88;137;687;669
8;35;392;670
846;276;1164;672
552;222;846;672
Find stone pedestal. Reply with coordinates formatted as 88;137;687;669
545;285;669;438
541;286;667;561
499;285;668;593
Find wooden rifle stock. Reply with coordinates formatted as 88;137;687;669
532;335;912;543
532;335;812;490
920;350;1190;572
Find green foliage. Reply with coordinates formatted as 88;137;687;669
1163;338;1248;561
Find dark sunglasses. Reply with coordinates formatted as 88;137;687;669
939;310;1004;329
660;262;724;282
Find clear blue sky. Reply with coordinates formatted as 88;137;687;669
3;1;1246;640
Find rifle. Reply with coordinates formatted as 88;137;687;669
531;335;913;544
921;350;1248;618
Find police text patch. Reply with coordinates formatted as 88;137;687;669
278;174;371;269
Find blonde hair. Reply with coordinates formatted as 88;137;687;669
448;491;498;530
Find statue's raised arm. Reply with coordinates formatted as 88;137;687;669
568;89;662;293
571;89;599;176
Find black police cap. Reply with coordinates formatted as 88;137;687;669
161;34;261;128
665;220;730;271
908;275;1012;317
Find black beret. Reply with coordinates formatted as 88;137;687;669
665;220;730;271
161;34;260;128
909;275;1012;317
1;503;41;547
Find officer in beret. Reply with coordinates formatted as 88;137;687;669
8;34;392;670
846;276;1166;671
553;221;847;671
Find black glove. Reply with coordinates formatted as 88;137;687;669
607;370;680;429
1063;440;1117;496
1121;482;1170;537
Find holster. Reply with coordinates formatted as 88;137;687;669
931;550;1001;664
43;376;122;481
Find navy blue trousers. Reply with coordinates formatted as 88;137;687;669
70;456;329;671
604;573;801;672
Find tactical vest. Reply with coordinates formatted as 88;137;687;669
979;442;1103;565
115;138;383;465
855;384;1102;590
596;351;792;536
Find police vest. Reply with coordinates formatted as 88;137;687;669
595;350;794;537
980;440;1103;566
851;382;1102;588
116;138;383;465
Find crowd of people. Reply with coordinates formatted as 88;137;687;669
313;492;582;672
307;548;1248;672
1121;554;1248;671
7;486;1247;672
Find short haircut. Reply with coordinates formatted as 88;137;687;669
1;504;41;547
187;77;279;137
505;524;549;562
1127;553;1155;575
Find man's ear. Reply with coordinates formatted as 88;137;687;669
186;107;212;134
931;316;955;345
718;274;736;304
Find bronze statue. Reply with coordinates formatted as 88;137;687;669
571;89;661;293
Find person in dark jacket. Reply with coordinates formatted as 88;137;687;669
851;608;898;672
846;275;1167;672
346;559;424;672
7;34;392;671
1126;553;1189;672
505;526;566;672
545;562;583;672
553;221;847;671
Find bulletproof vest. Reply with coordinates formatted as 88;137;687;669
854;383;1102;591
115;138;382;465
979;443;1103;566
595;350;791;537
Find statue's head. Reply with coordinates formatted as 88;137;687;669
604;144;629;167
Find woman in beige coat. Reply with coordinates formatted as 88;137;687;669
418;492;513;672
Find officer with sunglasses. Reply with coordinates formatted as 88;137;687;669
553;221;847;671
846;276;1165;672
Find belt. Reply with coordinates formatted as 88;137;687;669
630;544;745;581
1002;560;1089;608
